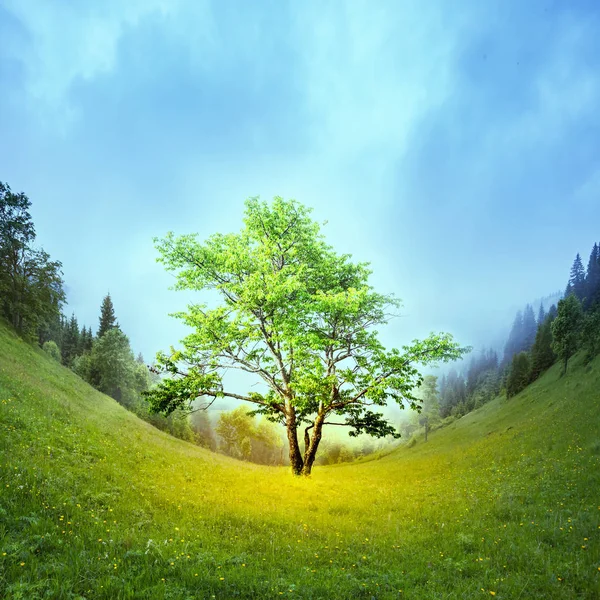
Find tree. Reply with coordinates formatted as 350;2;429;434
417;375;440;442
567;253;586;301
190;410;217;451
585;243;600;309
97;294;118;338
551;294;583;374
144;197;467;475
530;314;556;380
522;304;537;351
506;352;531;398
581;307;600;363
43;340;61;362
536;303;546;327
90;328;135;405
216;406;256;460
61;313;80;366
503;310;524;364
0;182;65;337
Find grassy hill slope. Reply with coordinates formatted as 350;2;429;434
1;321;599;599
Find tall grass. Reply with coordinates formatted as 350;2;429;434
1;322;599;599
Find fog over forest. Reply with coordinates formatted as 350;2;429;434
2;1;599;376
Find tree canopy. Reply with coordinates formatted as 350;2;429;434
145;197;467;475
0;181;65;337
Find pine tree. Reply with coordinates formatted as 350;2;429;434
537;303;546;326
98;294;118;338
503;310;524;364
506;352;531;398
585;243;600;309
567;253;586;300
530;315;556;381
61;313;80;366
522;304;537;351
551;294;584;374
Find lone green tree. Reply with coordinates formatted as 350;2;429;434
551;294;583;374
145;197;467;475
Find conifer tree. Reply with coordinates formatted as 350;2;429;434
551;294;583;374
530;315;555;381
537;303;546;326
98;294;118;338
61;313;80;366
506;352;531;398
522;304;537;351
585;243;600;308
503;310;524;364
567;253;586;301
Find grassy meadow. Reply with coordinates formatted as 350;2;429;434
1;321;599;599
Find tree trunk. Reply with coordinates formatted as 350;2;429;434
285;408;304;476
301;414;325;476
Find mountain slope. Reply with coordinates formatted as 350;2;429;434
1;321;599;599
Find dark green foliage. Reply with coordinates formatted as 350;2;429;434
79;325;93;354
551;294;584;374
439;369;466;417
530;314;556;381
567;253;586;300
97;293;118;337
506;352;531;398
585;242;600;308
581;307;600;363
61;313;80;366
0;182;65;338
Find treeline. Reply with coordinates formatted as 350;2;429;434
437;243;600;419
0;181;198;442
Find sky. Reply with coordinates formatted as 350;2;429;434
1;0;600;372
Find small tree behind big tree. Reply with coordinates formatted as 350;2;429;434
145;197;467;475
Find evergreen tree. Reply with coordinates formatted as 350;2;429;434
503;310;524;364
585;242;600;308
522;304;537;351
90;328;135;405
530;315;556;381
536;303;546;326
581;307;600;363
551;294;584;374
506;352;531;398
98;294;118;338
567;253;586;300
61;313;80;366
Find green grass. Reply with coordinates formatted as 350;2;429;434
1;321;599;599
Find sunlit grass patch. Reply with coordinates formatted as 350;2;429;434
1;322;599;598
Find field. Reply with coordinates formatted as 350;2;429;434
1;321;599;599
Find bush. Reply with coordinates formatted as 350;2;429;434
42;340;61;362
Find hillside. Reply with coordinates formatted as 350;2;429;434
1;321;599;599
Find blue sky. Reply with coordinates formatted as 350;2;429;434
1;0;599;365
